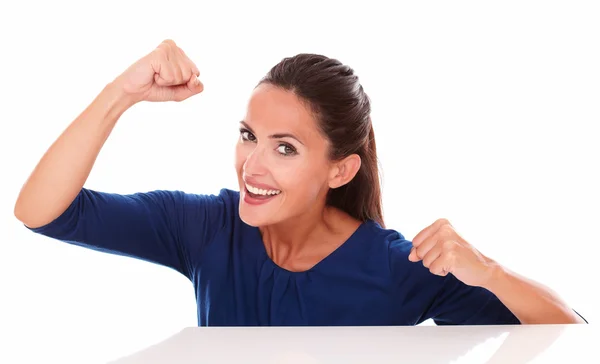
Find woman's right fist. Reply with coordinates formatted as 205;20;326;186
114;39;204;103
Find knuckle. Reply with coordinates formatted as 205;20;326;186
438;224;454;239
157;40;179;59
442;239;455;251
437;218;451;226
160;72;174;83
446;250;458;263
175;71;184;82
153;47;168;59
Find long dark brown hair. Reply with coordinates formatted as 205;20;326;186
258;54;384;228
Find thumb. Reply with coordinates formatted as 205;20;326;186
187;74;204;93
172;75;204;101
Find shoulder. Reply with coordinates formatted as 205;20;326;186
359;221;445;289
175;187;239;210
358;221;417;270
69;187;242;234
71;187;240;208
144;188;242;257
170;188;241;231
132;187;239;215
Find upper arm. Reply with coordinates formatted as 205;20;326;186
25;187;229;279
388;235;520;325
425;274;521;325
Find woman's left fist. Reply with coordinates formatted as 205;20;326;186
409;218;498;287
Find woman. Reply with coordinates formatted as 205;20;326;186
14;39;585;326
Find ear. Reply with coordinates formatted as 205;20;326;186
328;154;361;189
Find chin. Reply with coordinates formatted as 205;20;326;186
238;205;275;227
237;191;278;227
238;212;264;227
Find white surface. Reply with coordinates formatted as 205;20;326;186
110;324;596;364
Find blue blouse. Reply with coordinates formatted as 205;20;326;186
27;188;522;326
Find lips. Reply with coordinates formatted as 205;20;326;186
243;177;280;192
241;177;282;205
245;183;281;196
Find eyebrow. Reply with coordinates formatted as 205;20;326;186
239;121;305;146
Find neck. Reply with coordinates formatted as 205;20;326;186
258;201;362;273
260;204;331;258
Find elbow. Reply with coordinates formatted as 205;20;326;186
13;196;27;224
520;310;587;325
558;314;587;324
555;308;588;325
14;201;33;228
14;195;42;229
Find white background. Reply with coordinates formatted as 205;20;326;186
1;1;598;363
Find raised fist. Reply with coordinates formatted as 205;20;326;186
115;39;203;103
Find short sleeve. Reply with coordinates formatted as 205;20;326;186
25;187;230;280
425;274;521;325
426;271;588;325
388;236;520;325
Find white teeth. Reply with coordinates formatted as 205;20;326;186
245;183;281;196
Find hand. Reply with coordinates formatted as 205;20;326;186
408;218;498;287
113;39;204;103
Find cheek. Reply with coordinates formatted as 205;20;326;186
278;159;329;198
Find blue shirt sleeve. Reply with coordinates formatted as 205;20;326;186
388;235;520;325
25;188;230;280
424;274;521;325
425;269;588;325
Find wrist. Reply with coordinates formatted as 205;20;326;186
105;77;142;112
480;259;507;292
83;81;138;130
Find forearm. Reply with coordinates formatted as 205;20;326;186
483;263;585;324
14;82;135;228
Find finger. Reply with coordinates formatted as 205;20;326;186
177;46;200;77
178;59;192;85
154;67;176;86
172;47;197;86
421;245;442;268
191;61;200;77
172;61;184;84
154;67;177;86
428;258;449;276
186;74;204;93
415;235;441;261
408;247;419;262
428;251;457;276
412;218;450;247
153;41;183;86
153;52;177;86
163;41;184;84
171;77;204;102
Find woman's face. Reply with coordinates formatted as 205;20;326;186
235;83;334;227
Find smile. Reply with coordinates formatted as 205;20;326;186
245;183;281;196
243;183;281;205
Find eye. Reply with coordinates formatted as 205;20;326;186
276;143;297;156
240;128;256;142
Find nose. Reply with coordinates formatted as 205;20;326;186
243;145;268;177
